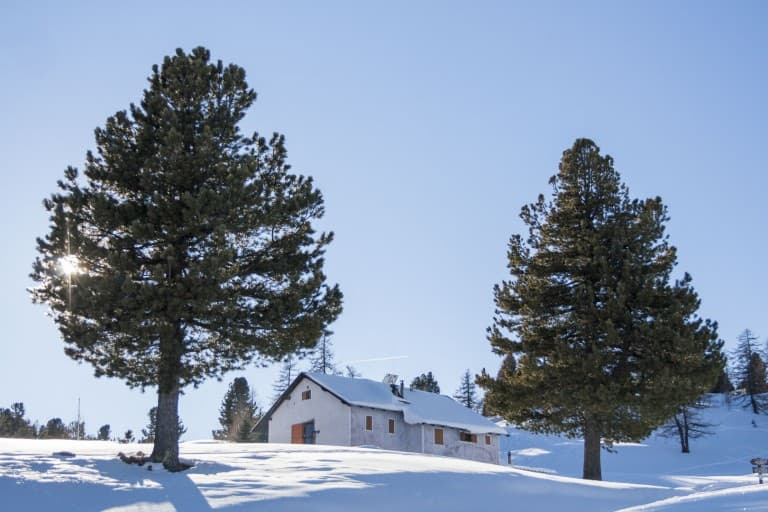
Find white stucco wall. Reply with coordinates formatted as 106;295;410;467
268;377;351;446
349;406;422;452
421;424;500;464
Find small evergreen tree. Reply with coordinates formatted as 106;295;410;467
731;329;768;414
309;330;338;375
658;397;714;453
0;403;35;438
272;357;298;401
122;429;135;443
453;369;480;410
745;353;768;392
213;377;260;441
97;424;111;441
68;420;85;440
141;407;186;443
710;368;734;394
40;418;68;439
0;409;12;437
410;372;441;393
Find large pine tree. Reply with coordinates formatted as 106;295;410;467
478;139;723;480
30;47;342;470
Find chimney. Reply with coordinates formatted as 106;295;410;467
399;380;404;398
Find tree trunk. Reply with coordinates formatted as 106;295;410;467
151;384;182;470
674;415;689;453
582;418;602;480
151;318;184;471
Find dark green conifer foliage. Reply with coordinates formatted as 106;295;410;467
98;424;111;441
410;372;440;393
0;403;35;438
40;418;68;439
710;367;734;394
478;139;723;481
214;377;260;441
30;47;342;470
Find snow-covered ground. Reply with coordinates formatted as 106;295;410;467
1;395;767;511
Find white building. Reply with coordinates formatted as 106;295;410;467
256;372;506;464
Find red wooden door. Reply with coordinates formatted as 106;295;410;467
291;423;303;444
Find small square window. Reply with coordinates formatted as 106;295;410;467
365;415;373;431
434;428;444;445
301;389;311;400
388;419;395;434
459;432;477;443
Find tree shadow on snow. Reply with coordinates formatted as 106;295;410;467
1;455;218;512
210;470;679;512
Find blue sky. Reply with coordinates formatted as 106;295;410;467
0;1;765;440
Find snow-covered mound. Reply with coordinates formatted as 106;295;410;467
0;395;766;511
501;395;768;486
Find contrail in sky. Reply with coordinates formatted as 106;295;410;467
341;355;409;365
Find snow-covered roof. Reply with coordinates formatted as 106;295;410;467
302;372;506;435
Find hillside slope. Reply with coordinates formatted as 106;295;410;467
1;396;766;511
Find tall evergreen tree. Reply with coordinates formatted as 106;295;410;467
478;139;723;480
453;369;480;410
309;330;337;375
410;372;441;393
731;329;768;414
30;47;342;470
214;377;260;441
